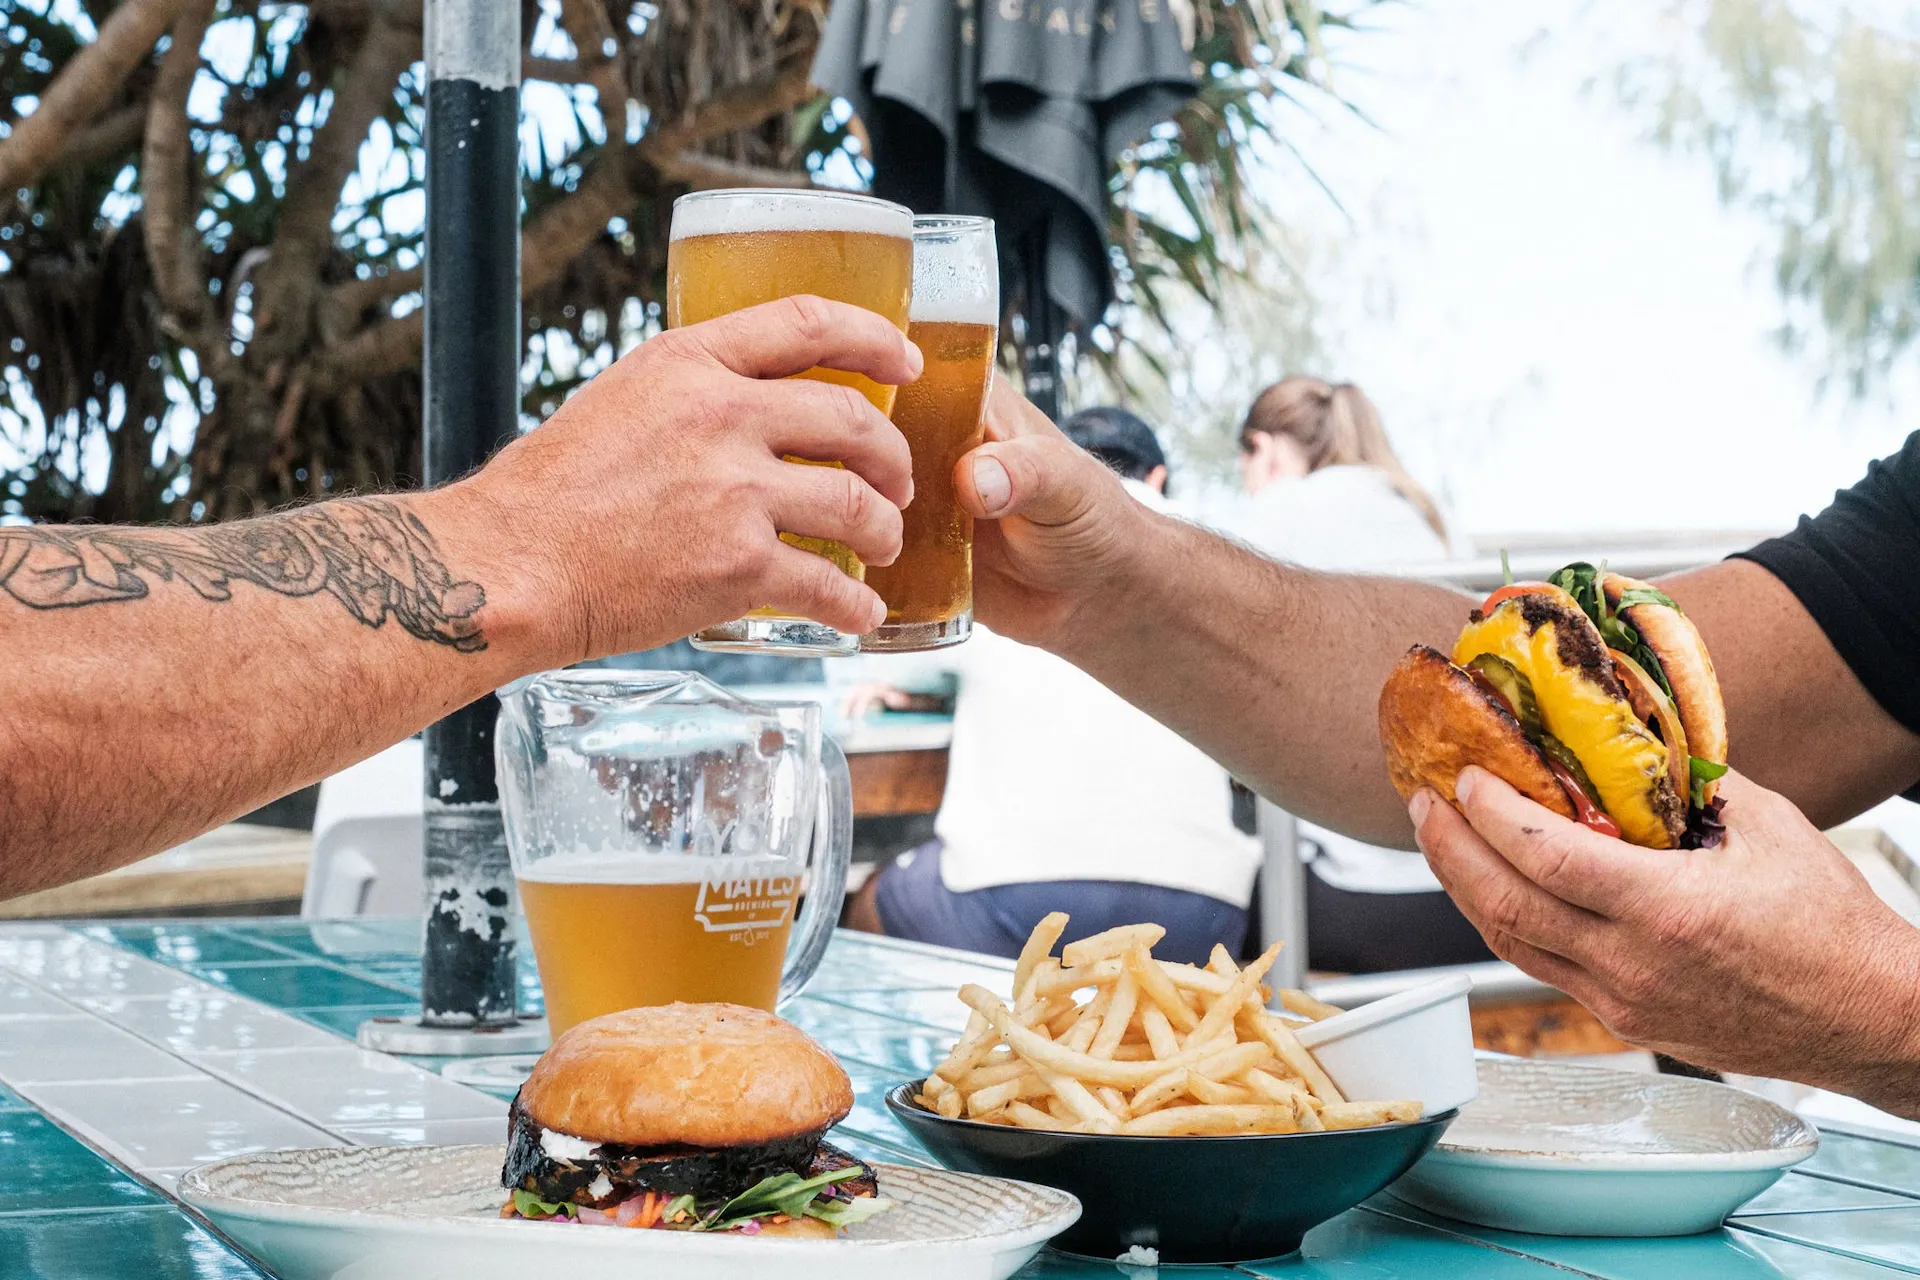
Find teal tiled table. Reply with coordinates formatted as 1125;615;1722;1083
3;918;1920;1279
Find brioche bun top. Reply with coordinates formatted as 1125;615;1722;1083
518;1003;853;1148
1602;573;1729;779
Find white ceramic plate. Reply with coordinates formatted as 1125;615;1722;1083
1390;1058;1818;1236
180;1144;1080;1280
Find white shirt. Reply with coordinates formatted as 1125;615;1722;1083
852;482;1262;907
1234;465;1453;894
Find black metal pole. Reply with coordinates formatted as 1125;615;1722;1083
420;0;521;1029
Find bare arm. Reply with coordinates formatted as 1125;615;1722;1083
962;383;1920;845
0;296;920;900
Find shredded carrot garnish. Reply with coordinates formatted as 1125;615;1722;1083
636;1191;664;1229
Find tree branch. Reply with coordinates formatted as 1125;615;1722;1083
56;104;147;172
559;0;628;108
653;152;812;190
0;0;187;194
637;50;817;162
143;0;215;324
320;266;423;341
249;17;420;357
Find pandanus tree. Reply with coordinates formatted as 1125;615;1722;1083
0;0;1359;524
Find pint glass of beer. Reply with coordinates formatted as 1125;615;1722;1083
667;188;914;657
860;217;999;651
496;670;853;1038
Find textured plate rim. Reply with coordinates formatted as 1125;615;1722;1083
1432;1059;1820;1173
887;1080;1459;1142
179;1148;1081;1255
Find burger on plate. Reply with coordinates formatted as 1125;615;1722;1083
501;1002;888;1237
1378;561;1729;850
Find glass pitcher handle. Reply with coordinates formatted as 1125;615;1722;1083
780;735;853;1006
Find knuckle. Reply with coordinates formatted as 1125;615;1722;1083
1528;829;1585;893
784;293;831;342
1480;882;1532;935
839;470;874;529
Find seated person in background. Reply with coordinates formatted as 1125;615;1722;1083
842;407;1260;965
1233;376;1484;973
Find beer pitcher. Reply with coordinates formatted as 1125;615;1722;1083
495;670;853;1037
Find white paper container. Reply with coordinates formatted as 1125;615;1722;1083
1293;973;1477;1115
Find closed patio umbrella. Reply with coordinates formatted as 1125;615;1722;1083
812;0;1195;416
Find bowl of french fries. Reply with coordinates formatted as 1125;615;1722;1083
885;916;1460;1263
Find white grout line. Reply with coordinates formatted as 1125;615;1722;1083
0;926;506;1192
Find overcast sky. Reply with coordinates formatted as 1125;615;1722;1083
1244;0;1917;540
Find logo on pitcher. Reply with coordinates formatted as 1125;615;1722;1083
694;869;800;943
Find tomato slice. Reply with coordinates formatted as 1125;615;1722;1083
1481;582;1552;612
1544;758;1622;838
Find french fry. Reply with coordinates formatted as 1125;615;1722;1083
1087;967;1139;1060
1005;1100;1059;1129
1013;912;1069;1000
1044;999;1086;1038
1185;1071;1254;1106
1037;958;1123;999
958;1059;1028;1090
1279;989;1345;1022
1060;987;1114;1053
1158;962;1233;997
1207;944;1239;977
935;1087;963;1119
1128;946;1199;1033
1040;1070;1119;1130
1095;1084;1128;1114
932;1010;1001;1085
967;1073;1048;1116
1184;940;1283;1051
1237;1006;1344;1104
1320;1100;1422;1129
1244;1068;1313;1108
1122;1104;1301;1137
1111;1043;1157;1061
921;1072;954;1099
1139;1005;1181;1059
1015;959;1059;1022
1129;1041;1272;1116
961;986;1221;1088
1062;923;1167;968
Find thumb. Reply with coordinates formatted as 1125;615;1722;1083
957;436;1109;527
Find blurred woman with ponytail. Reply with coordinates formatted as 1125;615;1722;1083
1234;376;1484;973
1237;376;1455;564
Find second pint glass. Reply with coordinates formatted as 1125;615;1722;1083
667;188;914;657
861;217;999;651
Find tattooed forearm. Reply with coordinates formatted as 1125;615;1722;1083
0;498;487;651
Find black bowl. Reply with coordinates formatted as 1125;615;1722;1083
886;1081;1455;1263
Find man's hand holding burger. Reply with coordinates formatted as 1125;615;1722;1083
1410;766;1920;1120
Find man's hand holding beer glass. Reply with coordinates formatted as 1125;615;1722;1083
469;294;920;662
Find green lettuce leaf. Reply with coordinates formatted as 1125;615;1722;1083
804;1194;893;1228
511;1188;576;1220
700;1165;871;1232
1688;756;1729;810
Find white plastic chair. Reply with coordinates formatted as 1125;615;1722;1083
300;739;425;917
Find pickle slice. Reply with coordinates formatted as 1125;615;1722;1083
1466;653;1543;737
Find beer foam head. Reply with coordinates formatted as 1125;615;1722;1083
910;218;999;324
517;849;793;884
670;189;912;242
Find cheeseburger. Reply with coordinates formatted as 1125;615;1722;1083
1379;562;1729;849
501;1003;887;1236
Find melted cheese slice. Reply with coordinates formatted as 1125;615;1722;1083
1453;602;1676;849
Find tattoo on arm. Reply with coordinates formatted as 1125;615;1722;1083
0;498;487;652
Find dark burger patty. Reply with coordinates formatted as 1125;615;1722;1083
502;1094;872;1209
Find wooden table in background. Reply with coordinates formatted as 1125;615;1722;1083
849;747;950;817
0;824;310;920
